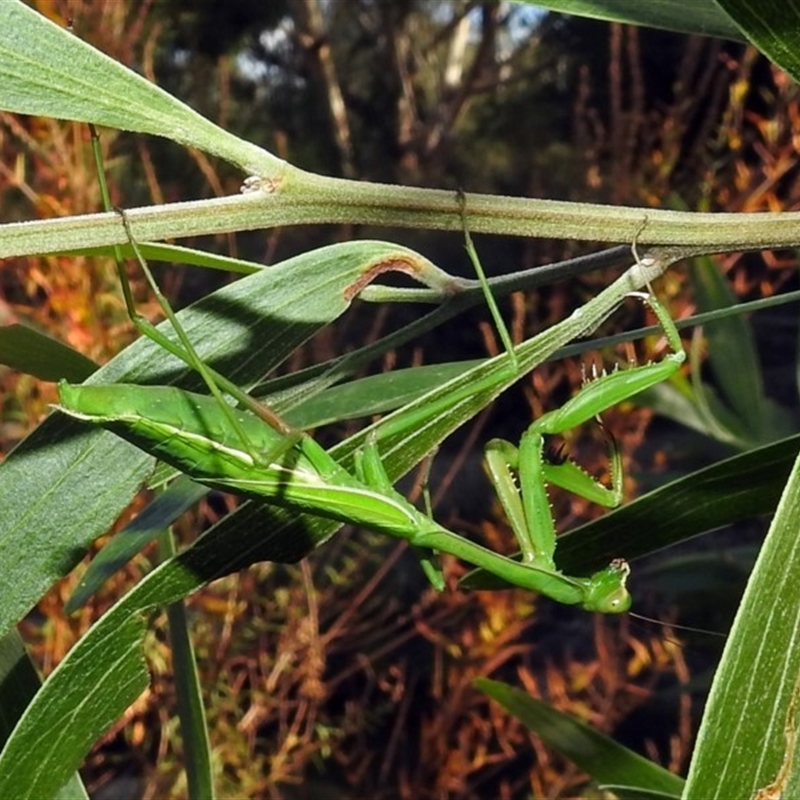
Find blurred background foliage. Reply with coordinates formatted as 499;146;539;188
1;1;799;797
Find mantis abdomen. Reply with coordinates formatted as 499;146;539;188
57;382;424;537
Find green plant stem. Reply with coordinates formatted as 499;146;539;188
157;530;215;800
5;169;800;258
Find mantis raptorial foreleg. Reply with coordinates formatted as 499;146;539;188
483;292;684;579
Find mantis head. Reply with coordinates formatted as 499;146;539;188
581;558;632;614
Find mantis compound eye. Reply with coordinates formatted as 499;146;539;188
597;584;633;614
582;559;632;614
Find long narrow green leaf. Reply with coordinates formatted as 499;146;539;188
688;256;791;446
0;631;39;750
693;257;764;426
0;0;281;175
159;533;214;800
520;0;743;40
284;362;481;428
606;789;684;800
0;630;89;798
477;678;684;796
714;0;800;83
0;615;148;800
65;477;207;613
80;242;263;275
682;448;800;797
0;324;97;382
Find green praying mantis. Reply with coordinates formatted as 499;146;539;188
54;147;686;613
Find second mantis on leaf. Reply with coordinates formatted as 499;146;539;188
55;150;686;613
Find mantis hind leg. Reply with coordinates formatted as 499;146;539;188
458;192;519;376
355;436;446;590
89;125;301;466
